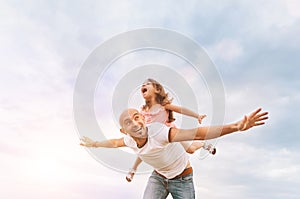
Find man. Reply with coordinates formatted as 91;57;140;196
80;108;268;199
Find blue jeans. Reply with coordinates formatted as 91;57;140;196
143;170;195;199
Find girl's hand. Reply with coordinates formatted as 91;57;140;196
198;114;207;124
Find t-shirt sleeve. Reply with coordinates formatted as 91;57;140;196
123;134;136;148
148;123;171;145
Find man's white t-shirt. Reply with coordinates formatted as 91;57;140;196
124;122;189;179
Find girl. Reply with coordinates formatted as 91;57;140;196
126;78;216;182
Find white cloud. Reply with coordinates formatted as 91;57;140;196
208;38;243;62
285;0;300;17
190;140;300;198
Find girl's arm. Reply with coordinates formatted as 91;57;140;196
80;136;126;148
164;104;206;123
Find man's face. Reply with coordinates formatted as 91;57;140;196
120;109;148;139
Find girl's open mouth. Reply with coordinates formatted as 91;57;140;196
141;88;147;93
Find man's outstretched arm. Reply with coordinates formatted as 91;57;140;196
169;108;269;142
80;136;126;148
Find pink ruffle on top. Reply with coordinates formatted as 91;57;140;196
140;104;176;128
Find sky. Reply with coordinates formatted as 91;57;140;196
0;0;299;198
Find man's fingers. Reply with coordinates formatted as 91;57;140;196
252;115;268;122
256;116;268;122
81;136;92;142
80;136;90;145
254;111;268;119
254;122;265;126
80;142;87;146
249;108;262;118
239;108;268;131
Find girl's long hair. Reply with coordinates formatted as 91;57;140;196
142;78;175;123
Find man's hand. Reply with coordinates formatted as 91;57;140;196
80;136;96;147
237;108;269;131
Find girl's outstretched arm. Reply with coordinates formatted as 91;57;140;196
164;104;206;124
80;136;126;148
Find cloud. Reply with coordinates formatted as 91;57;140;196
286;0;300;17
208;38;243;62
191;140;300;198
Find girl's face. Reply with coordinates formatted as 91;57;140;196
141;81;156;99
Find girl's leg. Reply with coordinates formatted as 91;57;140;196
180;141;205;154
180;141;216;155
186;142;205;154
203;143;217;155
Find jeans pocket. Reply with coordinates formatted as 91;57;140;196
180;173;193;182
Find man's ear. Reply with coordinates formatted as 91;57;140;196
120;128;126;134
